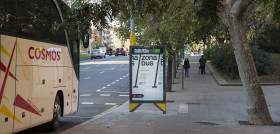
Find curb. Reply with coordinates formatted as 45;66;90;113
206;63;280;86
60;101;129;134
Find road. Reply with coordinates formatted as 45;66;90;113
18;55;130;134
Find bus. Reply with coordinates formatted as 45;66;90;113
0;0;83;133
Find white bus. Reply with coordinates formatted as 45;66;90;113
0;0;82;133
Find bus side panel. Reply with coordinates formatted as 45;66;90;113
61;67;73;116
13;66;33;133
0;35;17;134
30;67;54;127
71;69;78;114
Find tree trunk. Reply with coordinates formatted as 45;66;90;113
207;35;211;48
166;57;173;92
222;0;272;125
181;49;184;89
177;51;180;70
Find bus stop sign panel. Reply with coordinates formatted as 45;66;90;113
129;45;166;103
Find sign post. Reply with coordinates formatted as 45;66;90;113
129;45;166;114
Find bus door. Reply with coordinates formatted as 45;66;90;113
53;66;72;116
65;67;73;115
71;71;78;114
0;35;17;133
70;40;79;114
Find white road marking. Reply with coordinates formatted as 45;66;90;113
80;94;91;97
98;91;117;93
107;84;111;87
100;71;105;74
105;103;117;105
119;95;129;97
100;94;111;97
84;77;91;79
120;78;123;79
116;80;119;82
97;89;101;92
81;102;94;105
102;87;106;89
111;82;115;84
80;60;129;65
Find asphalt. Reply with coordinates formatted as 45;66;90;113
60;56;280;134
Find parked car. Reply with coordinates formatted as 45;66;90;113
115;48;127;56
91;49;105;59
80;51;87;54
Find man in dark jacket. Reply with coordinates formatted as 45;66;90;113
199;55;207;74
184;58;190;77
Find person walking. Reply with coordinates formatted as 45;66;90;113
184;58;190;77
199;55;207;74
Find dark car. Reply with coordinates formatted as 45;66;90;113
115;48;127;56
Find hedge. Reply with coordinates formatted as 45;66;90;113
204;45;271;78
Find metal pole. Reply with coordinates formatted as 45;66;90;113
95;39;96;48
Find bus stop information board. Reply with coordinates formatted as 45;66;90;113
130;46;166;103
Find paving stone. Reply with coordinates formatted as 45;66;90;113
60;56;280;134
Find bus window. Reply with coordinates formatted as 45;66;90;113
17;0;67;45
56;0;80;79
0;0;17;34
67;31;79;79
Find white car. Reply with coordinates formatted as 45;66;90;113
91;49;105;59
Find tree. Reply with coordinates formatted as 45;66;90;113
60;0;116;39
221;0;273;125
196;0;280;125
247;2;273;47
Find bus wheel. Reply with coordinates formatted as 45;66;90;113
49;95;61;131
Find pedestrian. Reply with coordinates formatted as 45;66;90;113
199;55;207;74
184;58;190;77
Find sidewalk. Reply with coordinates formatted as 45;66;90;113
61;56;280;134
